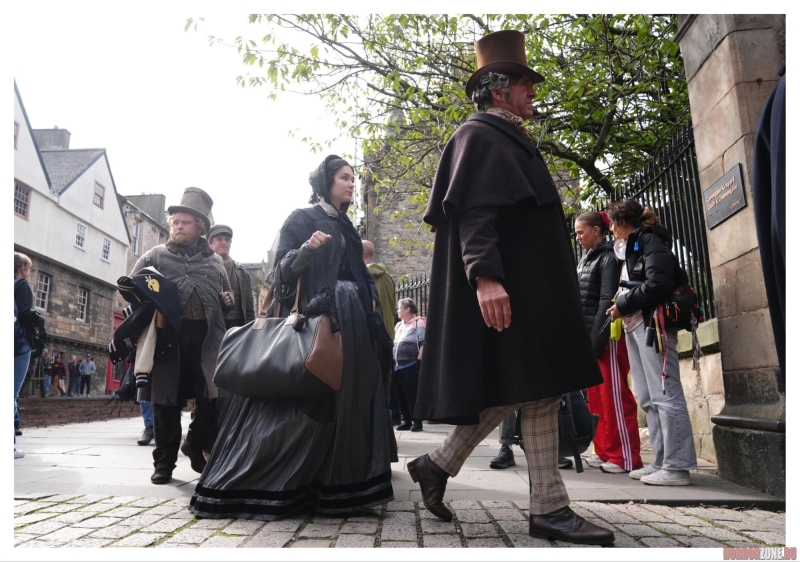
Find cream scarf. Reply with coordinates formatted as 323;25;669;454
486;107;530;137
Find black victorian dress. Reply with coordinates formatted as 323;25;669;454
190;203;394;520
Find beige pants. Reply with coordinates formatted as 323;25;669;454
429;397;569;515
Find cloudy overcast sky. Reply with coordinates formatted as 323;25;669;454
12;4;355;264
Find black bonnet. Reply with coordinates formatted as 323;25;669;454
309;154;351;206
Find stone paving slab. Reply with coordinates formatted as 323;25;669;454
11;493;787;549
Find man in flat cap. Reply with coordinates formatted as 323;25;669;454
131;187;234;485
208;224;255;330
408;30;613;545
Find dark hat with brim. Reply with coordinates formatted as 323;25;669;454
207;224;233;241
465;30;544;98
168;187;213;232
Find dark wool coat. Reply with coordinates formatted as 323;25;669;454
415;113;602;425
274;206;381;327
229;260;256;324
752;68;785;381
576;241;619;357
130;240;232;406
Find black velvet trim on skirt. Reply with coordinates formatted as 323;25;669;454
190;471;393;519
189;280;394;521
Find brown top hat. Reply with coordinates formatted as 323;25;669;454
168;187;213;232
465;30;544;98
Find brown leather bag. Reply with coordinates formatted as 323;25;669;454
213;277;343;398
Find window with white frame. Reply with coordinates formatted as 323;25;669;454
93;182;105;208
35;273;51;310
14;122;20;150
77;288;89;321
131;220;141;254
102;237;111;261
75;223;87;249
14;183;30;219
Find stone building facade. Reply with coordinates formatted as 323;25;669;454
676;14;785;496
14;83;130;396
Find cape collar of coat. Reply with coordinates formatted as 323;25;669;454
467;112;540;159
165;237;214;257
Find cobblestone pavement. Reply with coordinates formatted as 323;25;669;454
14;493;786;549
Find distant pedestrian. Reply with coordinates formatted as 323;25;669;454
138;401;154;446
41;352;52;397
67;355;80;397
15;251;44;456
49;354;67;397
393;298;424;432
79;355;96;396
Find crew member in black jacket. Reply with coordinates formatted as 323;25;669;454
606;200;697;486
575;211;642;475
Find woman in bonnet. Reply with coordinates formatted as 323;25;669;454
191;155;394;520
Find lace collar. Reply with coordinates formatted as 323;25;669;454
318;199;340;217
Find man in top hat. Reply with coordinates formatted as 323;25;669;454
207;225;255;330
408;30;613;545
130;187;234;485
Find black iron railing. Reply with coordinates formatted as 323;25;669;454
395;275;430;318
567;125;715;320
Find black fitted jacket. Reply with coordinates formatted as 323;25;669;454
614;224;676;321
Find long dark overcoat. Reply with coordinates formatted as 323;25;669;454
130;240;232;406
414;113;602;425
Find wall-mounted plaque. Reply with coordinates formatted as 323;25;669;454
704;164;747;229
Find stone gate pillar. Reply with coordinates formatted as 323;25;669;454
675;14;785;496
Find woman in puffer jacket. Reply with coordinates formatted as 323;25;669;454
575;211;642;475
606;200;697;486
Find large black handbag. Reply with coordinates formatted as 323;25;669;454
213;277;343;398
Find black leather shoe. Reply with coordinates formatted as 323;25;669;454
396;422;413;431
181;441;207;474
137;426;154;446
411;421;423;432
489;444;515;469
529;506;615;545
150;468;173;485
407;454;452;522
558;456;574;469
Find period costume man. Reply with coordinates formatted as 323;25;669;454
207;224;256;329
130;187;233;484
409;30;613;545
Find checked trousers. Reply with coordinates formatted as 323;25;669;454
429;396;569;515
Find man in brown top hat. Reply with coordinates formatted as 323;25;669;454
207;224;255;330
408;30;613;545
131;187;234;485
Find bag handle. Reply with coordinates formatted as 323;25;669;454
253;270;306;330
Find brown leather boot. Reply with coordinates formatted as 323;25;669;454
529;506;615;545
407;454;452;522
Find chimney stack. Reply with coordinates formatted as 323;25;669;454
32;127;71;149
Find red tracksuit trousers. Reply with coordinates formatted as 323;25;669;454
587;337;643;471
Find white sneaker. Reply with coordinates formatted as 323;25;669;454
599;462;627;473
582;454;604;468
640;468;691;486
14;449;25;459
629;465;659;480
